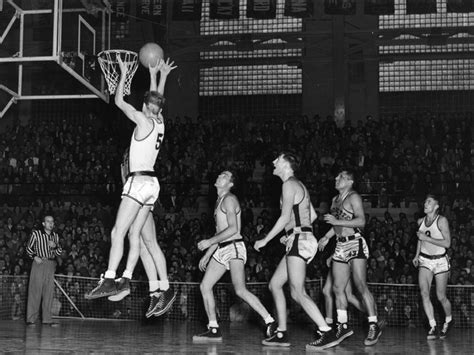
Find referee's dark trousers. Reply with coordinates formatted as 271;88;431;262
27;259;56;324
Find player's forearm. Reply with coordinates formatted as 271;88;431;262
115;74;127;106
324;228;336;239
209;225;238;245
332;217;365;229
157;73;168;95
415;241;421;257
264;217;288;243
424;238;450;249
149;72;158;92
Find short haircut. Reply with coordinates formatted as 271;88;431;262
280;151;300;172
144;90;165;110
227;170;238;190
340;169;356;183
426;193;442;213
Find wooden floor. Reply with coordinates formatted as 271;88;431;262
0;319;472;354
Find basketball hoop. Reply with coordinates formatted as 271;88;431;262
97;50;138;96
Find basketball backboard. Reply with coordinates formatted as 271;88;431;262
0;0;111;117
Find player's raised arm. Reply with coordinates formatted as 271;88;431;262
157;58;177;96
115;55;141;125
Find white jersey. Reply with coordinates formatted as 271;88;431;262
419;215;446;255
129;117;164;172
214;193;242;240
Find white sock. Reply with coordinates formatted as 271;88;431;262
445;315;452;323
159;279;169;291
208;320;218;328
429;319;436;328
122;270;133;279
276;327;286;332
337;309;348;324
319;326;332;332
149;280;159;292
104;270;116;279
368;316;378;323
264;315;275;324
325;317;334;325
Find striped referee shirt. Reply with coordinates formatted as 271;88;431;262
26;229;63;260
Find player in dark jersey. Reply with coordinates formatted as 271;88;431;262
322;170;381;346
414;194;452;339
254;152;339;351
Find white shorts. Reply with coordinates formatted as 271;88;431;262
212;240;247;270
122;175;160;207
283;232;318;264
419;253;450;275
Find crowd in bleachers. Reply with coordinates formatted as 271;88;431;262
0;111;472;325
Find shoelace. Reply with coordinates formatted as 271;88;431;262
442;323;448;333
313;330;325;344
92;274;105;290
367;325;377;339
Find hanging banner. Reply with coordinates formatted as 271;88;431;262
447;0;474;13
284;0;314;18
406;0;437;14
136;0;167;22
111;0;130;22
172;0;202;21
247;0;277;19
364;0;394;15
209;0;239;20
324;0;356;15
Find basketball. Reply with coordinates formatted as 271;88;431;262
139;43;164;68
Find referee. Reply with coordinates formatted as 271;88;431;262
25;215;62;326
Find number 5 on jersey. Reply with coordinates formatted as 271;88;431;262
155;133;164;151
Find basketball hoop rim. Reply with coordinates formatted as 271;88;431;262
98;49;138;62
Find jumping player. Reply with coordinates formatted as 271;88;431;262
85;53;176;318
106;148;176;319
193;170;276;343
254;152;339;351
413;194;453;339
323;170;382;346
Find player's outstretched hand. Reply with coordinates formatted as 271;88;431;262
160;58;177;76
116;54;127;74
149;58;163;76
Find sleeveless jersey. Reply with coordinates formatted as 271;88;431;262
419;215;446;255
330;191;360;236
214;193;242;239
284;177;312;232
129;117;164;172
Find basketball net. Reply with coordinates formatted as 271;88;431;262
97;50;138;96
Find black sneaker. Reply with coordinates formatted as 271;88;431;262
440;320;453;339
85;276;117;299
265;320;277;338
151;288;177;317
108;277;131;302
262;330;290;347
335;322;354;342
192;327;223;343
364;322;382;346
427;325;438;340
144;291;161;318
306;329;340;351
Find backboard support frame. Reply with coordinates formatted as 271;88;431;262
0;0;112;118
